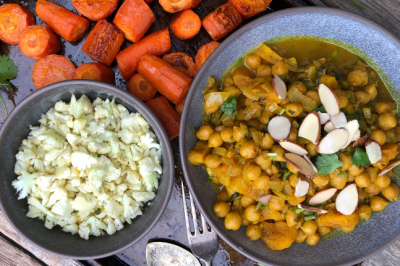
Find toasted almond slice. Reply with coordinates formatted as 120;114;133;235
330;111;347;128
279;140;308;156
378;160;400;176
336;184;358;215
318;112;330;125
324;121;335;133
298;204;328;214
309;188;337;205
353;134;369;148
268;116;291;141
352;129;361;141
318;84;340;116
303;155;318;173
298;111;321;144
317;128;349;154
258;195;271;205
284;153;316;178
365;140;382;164
295;177;310;197
342;119;360;148
272;74;287;100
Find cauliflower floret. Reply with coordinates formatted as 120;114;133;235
54;165;71;179
28;196;54;218
73;118;87;134
51;199;74;218
78;225;90;240
71;151;97;171
103;216;116;235
69;94;84;119
119;129;136;144
26;205;45;220
82;216;107;237
12;170;39;199
130;144;144;161
37;129;66;149
63;224;78;235
104;165;121;182
71;192;98;212
131;192;155;202
47;187;68;207
142;172;159;192
114;218;124;231
104;199;123;219
138;157;162;178
122;194;142;220
54;101;69;112
117;104;129;118
79;95;93;115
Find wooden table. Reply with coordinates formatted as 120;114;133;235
1;0;400;265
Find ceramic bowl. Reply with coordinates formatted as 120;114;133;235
180;7;400;266
0;80;174;259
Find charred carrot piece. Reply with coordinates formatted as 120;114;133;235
144;0;154;3
159;0;202;13
146;96;181;140
35;0;89;42
175;98;186;115
202;3;242;41
116;27;171;80
171;9;201;40
128;73;157;102
82;20;124;66
195;41;220;71
72;0;118;21
162;52;197;79
19;26;60;60
32;54;76;89
138;54;192;105
113;0;155;43
229;0;272;19
74;62;115;84
0;4;35;45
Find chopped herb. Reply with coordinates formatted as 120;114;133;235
350;0;365;10
295;208;305;214
316;64;327;80
207;176;213;183
279;108;286;115
256;202;269;210
351;147;370;167
328;50;338;61
340;171;348;178
245;131;252;140
315;153;344;176
228;192;241;202
258;264;267;266
94;208;102;215
282;76;291;83
235;112;240;118
221;96;238;116
281;188;286;194
97;154;101;158
304;210;316;216
313;105;326;113
238;57;244;63
0;55;18;117
191;123;198;137
304;215;316;221
267;153;278;157
225;165;233;178
334;71;347;81
296;77;314;90
283;171;291;182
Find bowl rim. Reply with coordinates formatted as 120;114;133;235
179;6;400;266
0;79;174;259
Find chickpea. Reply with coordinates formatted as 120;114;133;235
220;127;233;142
289;173;299;187
255;152;273;170
301;220;318;235
285;103;303;117
279;98;291;107
208;132;223;147
306;142;318;157
247;120;261;129
233;126;245;142
358;204;372;219
313;174;329;188
366;167;379;182
286;211;299;227
246;54;262;70
339;152;353;171
259;110;272;125
306;233;320;246
226;187;236;198
348;174;355;182
214;202;230;217
378;113;397;131
205;154;222;169
245;164;262;180
288;130;298;142
240;140;258;159
348;165;364;176
375;174;391;189
375;102;392;115
269;145;285;162
287;163;299;175
295;229;308;243
217;190;230;202
244;97;254;107
236;109;245;121
246;224;262;241
347;70;368;87
369;129;386;146
289;81;307;94
222;76;234;88
224;211;242;230
370;196;389;211
354;90;371;105
253;174;270;190
214;125;225;132
305;90;321;106
344;103;356;115
244;205;261;222
365;183;382;195
196;125;214;141
242;219;250;226
222;86;241;97
329;171;348;189
340;225;356;233
256;64;272;78
364;84;377;100
241;195;256;208
317;226;331;236
382;183;399;201
334;90;349;109
272;60;289;76
355;172;371;188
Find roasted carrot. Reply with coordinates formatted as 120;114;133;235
175;98;186;115
0;4;35;45
32;54;76;89
72;0;118;21
144;0;154;3
171;10;201;40
35;0;89;42
74;62;114;84
19;26;60;60
146;96;181;140
202;3;242;41
116;27;171;80
82;20;124;66
162;52;197;79
159;0;202;13
229;0;272;19
195;41;220;71
138;54;193;105
113;0;155;43
128;73;157;102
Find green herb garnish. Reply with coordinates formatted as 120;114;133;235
221;96;238;116
296;77;314;90
351;147;370;167
207;176;213;183
315;153;344;176
283;171;291;182
304;215;316;221
97;154;101;158
350;0;365;10
279;108;286;115
340;171;348;178
0;55;18;117
256;202;269;210
313;105;326;113
228;192;241;202
267;153;278;157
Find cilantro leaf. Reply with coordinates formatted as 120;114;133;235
279;108;285;115
256;202;269;210
283;171;291;182
0;55;18;91
228;192;241;202
313;105;326;113
221;96;237;115
340;171;348;178
296;77;314;90
315;153;344;176
207;176;213;183
304;215;316;221
351;147;370;167
0;96;7;118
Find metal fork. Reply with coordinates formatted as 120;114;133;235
181;181;218;266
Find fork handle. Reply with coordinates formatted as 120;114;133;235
200;258;212;266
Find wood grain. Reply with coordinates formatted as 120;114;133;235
0;234;43;266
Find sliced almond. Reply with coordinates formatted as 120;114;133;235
303;155;318;173
309;188;337;205
284;153;316;178
353;134;369;148
324;121;335;133
298;111;321;144
365;140;382;164
318;84;340;116
272;74;287;100
330;111;347;128
258;195;271;205
298;204;328;214
378;160;400;176
295;178;310;197
317;129;349;154
268;116;291;141
279;140;308;156
342;119;360;148
352;129;361;141
318;112;330;125
336;184;358;215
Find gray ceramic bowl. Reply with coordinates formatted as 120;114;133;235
180;7;400;266
0;80;174;259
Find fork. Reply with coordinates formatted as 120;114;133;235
181;181;218;266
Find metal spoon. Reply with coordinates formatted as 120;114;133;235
146;242;201;266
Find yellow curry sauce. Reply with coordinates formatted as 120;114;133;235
188;39;400;251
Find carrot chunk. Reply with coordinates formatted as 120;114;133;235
32;54;76;89
195;41;220;71
175;98;186;115
113;0;155;43
128;73;157;102
82;20;124;66
19;26;60;60
116;27;171;80
229;0;272;19
138;54;192;105
0;4;35;45
202;3;242;41
162;52;197;79
159;0;202;13
72;0;118;21
144;0;154;3
171;10;201;40
74;62;114;84
35;0;89;42
146;96;181;140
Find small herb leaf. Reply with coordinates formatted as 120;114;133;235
315;153;344;176
221;96;238;115
228;192;241;202
351;147;370;167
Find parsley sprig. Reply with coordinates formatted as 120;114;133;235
221;96;238;116
351;147;370;167
315;153;344;176
0;55;18;117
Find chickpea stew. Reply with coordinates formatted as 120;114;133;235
188;39;400;251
